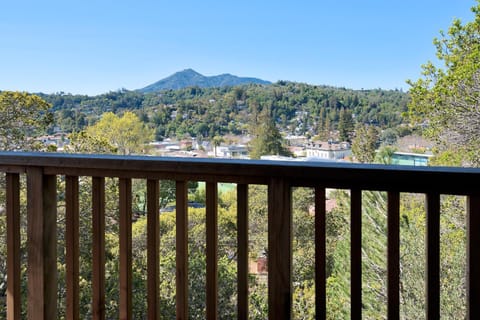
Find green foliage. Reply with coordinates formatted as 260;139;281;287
42;82;408;142
338;108;355;142
0;91;53;150
86;111;154;155
408;1;480;166
323;190;467;319
351;124;378;163
375;145;397;164
249;107;291;159
66;131;118;154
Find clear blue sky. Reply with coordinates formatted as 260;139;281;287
0;0;476;95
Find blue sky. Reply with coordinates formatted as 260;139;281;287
0;0;476;95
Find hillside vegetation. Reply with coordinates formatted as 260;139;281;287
42;81;409;142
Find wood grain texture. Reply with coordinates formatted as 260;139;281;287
467;194;480;320
92;177;105;320
237;184;249;320
6;173;20;320
315;187;326;320
119;178;133;320
147;179;160;320
206;182;218;320
268;178;292;320
27;169;57;320
0;152;479;194
426;193;440;320
350;189;362;320
387;192;400;320
176;181;188;320
65;176;80;320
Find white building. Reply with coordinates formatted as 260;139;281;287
305;141;351;160
215;145;249;158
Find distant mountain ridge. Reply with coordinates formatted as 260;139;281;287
138;69;271;92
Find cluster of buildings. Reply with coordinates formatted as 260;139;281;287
36;133;354;162
37;132;432;166
147;136;352;162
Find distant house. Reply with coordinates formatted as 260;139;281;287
214;145;249;158
305;141;351;160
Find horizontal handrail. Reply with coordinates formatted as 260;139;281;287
0;152;479;193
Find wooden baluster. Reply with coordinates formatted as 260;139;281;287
237;184;249;320
350;189;362;320
119;178;132;320
206;182;218;319
6;173;20;320
147;179;160;319
66;176;80;320
27;169;57;320
467;193;480;320
426;193;440;320
268;178;292;320
92;177;105;320
387;192;400;320
176;181;188;320
315;187;326;320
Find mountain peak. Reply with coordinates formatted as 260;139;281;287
138;69;271;92
177;68;202;76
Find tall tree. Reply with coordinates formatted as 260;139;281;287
249;107;291;159
408;1;480;166
338;108;355;142
351;124;378;163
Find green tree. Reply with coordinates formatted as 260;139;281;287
375;145;397;164
351;124;378;163
249;108;291;159
338;108;355;142
66;131;118;154
0;91;53;150
408;1;480;166
212;135;224;157
86;111;154;155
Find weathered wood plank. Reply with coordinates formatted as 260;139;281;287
147;179;160;320
426;193;440;320
268;178;292;320
119;178;133;320
176;181;188;320
387;191;400;320
315;187;326;320
467;193;480;320
350;189;362;320
27;169;57;320
6;173;20;320
237;184;249;320
65;176;80;320
92;177;105;320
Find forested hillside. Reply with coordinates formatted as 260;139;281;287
41;82;409;141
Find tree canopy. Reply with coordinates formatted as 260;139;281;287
408;0;480;166
86;111;153;155
249;107;291;159
0;91;52;150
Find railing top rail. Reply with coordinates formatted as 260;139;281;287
0;151;479;194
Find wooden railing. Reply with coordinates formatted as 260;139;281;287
1;152;480;319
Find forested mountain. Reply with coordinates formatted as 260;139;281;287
41;81;409;141
138;69;271;92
